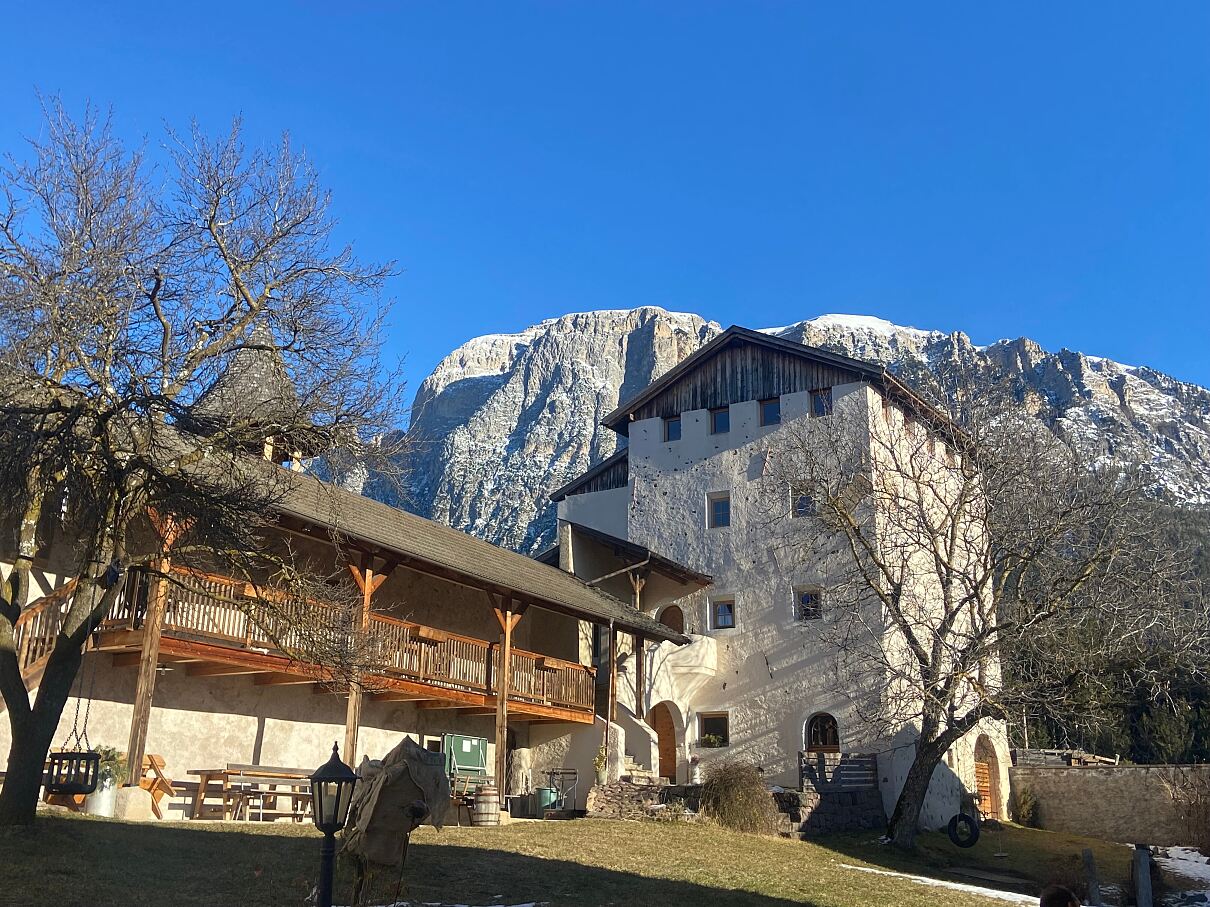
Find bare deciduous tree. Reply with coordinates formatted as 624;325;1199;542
0;99;404;825
763;381;1206;849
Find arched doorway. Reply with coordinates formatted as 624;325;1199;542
973;735;1002;818
805;713;840;754
658;605;684;634
648;701;680;782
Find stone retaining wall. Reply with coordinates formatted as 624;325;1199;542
1010;764;1210;846
774;789;886;837
584;779;885;837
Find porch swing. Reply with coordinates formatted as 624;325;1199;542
44;618;103;797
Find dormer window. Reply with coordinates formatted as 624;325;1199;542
759;398;781;426
664;416;681;442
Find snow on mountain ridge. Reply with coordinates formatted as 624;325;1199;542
393;307;1210;553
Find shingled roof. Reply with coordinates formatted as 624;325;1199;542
275;472;690;645
190;321;306;442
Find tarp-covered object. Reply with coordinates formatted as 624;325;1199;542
342;737;451;867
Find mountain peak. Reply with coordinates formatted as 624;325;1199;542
394;307;1210;553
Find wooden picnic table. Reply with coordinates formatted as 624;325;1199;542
187;763;312;821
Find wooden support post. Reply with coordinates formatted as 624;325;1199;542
607;626;618;724
492;596;524;795
125;513;186;784
344;557;390;764
1133;844;1153;907
1082;848;1104;907
634;633;645;719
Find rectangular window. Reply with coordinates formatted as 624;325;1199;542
664;416;681;442
811;387;833;417
759;397;781;426
707;492;731;528
795;587;823;621
698;712;730;747
710;597;736;630
710;407;730;434
791;486;815;519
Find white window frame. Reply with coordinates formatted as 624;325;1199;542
706;491;731;529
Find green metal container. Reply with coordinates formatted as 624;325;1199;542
534;787;558;813
442;733;488;776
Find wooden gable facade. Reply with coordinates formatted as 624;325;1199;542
602;326;878;435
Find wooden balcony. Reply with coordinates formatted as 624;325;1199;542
17;567;596;723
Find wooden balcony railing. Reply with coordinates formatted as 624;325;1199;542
101;567;595;713
13;579;80;677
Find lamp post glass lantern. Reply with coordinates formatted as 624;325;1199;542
310;742;358;907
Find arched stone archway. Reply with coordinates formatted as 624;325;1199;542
658;605;684;635
973;734;1002;818
805;713;840;754
647;700;683;782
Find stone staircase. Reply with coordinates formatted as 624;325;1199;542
620;754;660;785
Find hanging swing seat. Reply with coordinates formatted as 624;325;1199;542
44;750;101;796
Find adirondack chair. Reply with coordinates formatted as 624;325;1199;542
137;755;176;819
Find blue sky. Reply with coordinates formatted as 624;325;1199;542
3;3;1208;394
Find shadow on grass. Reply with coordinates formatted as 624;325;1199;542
2;815;822;907
393;841;822;907
808;828;1080;900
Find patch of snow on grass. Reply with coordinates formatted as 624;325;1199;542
838;863;1037;904
1157;845;1210;883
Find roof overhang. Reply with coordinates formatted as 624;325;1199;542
272;473;690;645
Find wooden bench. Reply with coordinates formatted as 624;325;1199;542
189;763;311;821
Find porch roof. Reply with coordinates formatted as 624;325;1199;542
275;473;691;645
536;521;713;589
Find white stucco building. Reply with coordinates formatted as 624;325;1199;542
545;326;1012;829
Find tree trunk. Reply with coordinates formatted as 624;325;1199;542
0;641;84;825
886;742;943;850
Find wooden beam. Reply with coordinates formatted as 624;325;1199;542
345;556;380;762
369;691;441;702
253;673;316;686
126;514;189;784
608;627;618;724
494;596;521;796
186;663;271;678
112;651;143;668
418;699;495;711
634;633;645;719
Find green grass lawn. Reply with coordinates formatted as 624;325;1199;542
817;823;1136;902
0;812;1121;907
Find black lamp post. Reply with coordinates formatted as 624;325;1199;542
310;742;358;907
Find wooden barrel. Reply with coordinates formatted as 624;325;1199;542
472;785;500;827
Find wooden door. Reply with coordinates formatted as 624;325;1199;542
974;761;993;816
650;702;677;782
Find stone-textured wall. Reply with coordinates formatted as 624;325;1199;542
774;788;886;836
1010;764;1210;846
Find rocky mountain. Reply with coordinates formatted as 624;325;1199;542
394;308;1210;553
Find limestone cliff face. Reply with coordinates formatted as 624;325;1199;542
399;308;718;552
394;309;1210;552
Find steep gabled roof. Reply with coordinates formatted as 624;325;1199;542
189;321;308;445
601;324;955;437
